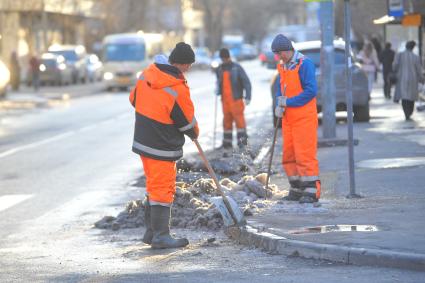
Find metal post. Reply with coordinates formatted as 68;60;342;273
344;0;360;198
320;0;336;139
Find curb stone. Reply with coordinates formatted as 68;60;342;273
228;225;425;271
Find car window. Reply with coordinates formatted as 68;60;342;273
104;44;145;62
42;59;57;67
49;50;78;62
300;49;348;68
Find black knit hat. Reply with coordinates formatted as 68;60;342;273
219;48;230;59
169;42;195;64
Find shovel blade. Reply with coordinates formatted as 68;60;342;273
210;196;245;227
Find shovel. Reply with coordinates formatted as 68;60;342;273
265;85;286;198
193;139;245;227
212;94;218;149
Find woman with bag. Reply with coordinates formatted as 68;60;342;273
358;42;380;94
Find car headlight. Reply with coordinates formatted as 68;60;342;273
103;72;114;80
39;64;46;72
58;63;66;70
211;61;219;69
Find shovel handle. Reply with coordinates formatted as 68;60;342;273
193;139;226;198
193;139;240;224
265;85;287;197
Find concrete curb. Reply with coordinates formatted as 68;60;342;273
227;225;425;271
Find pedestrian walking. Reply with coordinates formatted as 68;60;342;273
271;34;321;204
9;51;21;91
380;42;395;99
129;42;199;249
215;48;251;150
358;42;380;94
371;36;382;82
29;54;40;92
393;41;425;120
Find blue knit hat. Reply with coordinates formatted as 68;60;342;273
271;34;293;52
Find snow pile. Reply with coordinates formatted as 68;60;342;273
95;173;283;231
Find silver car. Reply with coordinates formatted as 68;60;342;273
48;45;87;84
271;40;370;124
39;53;73;86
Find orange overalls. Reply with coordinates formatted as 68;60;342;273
222;71;247;148
278;60;321;200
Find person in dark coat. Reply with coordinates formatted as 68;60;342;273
9;52;21;91
29;54;40;92
393;41;424;120
379;42;395;99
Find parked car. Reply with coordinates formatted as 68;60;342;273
260;50;279;69
192;47;211;70
270;40;370;124
85;54;103;82
0;59;10;98
48;44;87;83
39;53;73;86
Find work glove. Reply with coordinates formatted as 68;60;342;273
277;96;287;107
275;105;285;118
244;99;251;106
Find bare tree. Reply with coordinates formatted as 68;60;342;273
196;0;227;52
228;0;305;46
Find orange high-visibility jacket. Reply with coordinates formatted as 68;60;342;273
129;63;199;161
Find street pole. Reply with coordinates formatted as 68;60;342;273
319;0;336;139
344;0;359;198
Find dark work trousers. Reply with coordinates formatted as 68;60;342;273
402;99;415;120
383;71;391;98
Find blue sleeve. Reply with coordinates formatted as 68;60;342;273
286;59;317;107
275;74;282;97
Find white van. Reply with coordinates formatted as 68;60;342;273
102;33;149;91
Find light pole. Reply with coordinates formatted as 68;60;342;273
344;0;360;198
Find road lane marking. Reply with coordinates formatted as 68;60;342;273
0;194;33;212
0;112;131;159
0;131;75;159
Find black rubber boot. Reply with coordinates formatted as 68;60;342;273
150;205;189;249
282;189;303;201
298;180;320;204
237;129;248;149
142;197;153;244
282;180;303;201
299;195;318;203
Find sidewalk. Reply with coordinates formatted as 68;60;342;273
0;83;104;112
231;87;425;271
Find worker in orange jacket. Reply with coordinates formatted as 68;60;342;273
129;42;199;249
216;48;251;150
272;34;321;203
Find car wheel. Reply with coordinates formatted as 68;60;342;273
353;103;370;122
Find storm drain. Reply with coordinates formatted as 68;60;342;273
288;224;380;235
